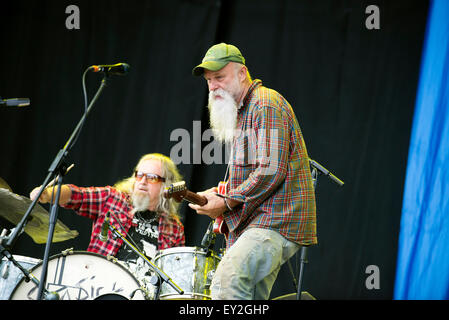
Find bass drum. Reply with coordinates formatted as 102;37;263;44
10;250;146;300
154;246;220;300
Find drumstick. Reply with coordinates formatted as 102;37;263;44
46;163;75;188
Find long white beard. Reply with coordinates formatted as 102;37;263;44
131;191;151;212
208;88;238;144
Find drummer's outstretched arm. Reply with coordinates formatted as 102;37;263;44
29;185;72;205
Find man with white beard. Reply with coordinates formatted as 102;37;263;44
30;153;185;297
189;43;317;300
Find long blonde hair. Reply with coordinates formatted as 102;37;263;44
114;153;183;220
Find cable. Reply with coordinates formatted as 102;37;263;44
65;67;90;152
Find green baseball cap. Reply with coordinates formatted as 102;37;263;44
192;43;245;76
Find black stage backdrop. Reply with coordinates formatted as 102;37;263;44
0;0;428;299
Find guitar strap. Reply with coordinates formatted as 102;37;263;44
222;138;235;190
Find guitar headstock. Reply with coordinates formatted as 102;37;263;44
163;181;187;202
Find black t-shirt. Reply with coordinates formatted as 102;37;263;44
116;210;159;263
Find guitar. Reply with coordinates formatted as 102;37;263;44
164;181;229;236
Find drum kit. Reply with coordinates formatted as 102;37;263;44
1;157;344;301
0;178;222;301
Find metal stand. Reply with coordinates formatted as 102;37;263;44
294;158;344;300
1;72;110;300
296;246;309;300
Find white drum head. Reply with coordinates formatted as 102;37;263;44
10;251;145;300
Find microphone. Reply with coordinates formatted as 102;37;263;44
89;63;130;76
201;221;216;254
0;98;30;107
99;211;111;242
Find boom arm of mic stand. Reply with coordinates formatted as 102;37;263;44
309;158;344;187
107;223;184;297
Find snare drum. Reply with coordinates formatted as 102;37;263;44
154;246;220;300
1;255;40;300
10;251;146;300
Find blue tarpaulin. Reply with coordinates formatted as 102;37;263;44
394;0;449;300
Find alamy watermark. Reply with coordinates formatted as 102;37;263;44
169;121;279;175
65;5;80;30
365;265;380;290
365;5;380;30
65;5;380;31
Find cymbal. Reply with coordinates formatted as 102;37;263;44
0;177;12;192
0;188;78;244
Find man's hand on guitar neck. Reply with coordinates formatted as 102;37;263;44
188;188;225;219
188;188;241;219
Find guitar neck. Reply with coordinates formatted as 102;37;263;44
183;190;208;206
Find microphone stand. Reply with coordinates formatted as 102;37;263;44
1;72;111;300
107;223;184;300
295;158;344;300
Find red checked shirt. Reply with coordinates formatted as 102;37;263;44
225;79;317;248
62;184;185;257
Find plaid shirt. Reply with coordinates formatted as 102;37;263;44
225;79;317;248
63;184;185;257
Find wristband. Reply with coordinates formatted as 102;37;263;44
224;197;233;211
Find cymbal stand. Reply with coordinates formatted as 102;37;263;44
107;222;184;300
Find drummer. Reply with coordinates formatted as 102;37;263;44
30;153;185;291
